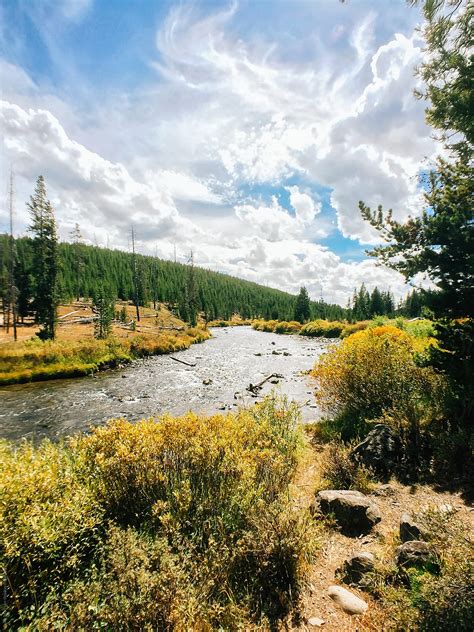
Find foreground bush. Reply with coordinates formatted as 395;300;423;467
312;326;445;440
1;397;316;629
0;328;210;385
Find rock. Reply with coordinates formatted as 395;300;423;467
202;378;212;385
217;403;226;410
271;350;281;355
121;375;127;378
308;616;325;627
399;513;424;542
270;378;279;384
351;424;401;480
283;351;291;356
327;585;368;615
271;341;276;345
396;541;437;570
372;484;396;497
315;490;381;536
254;352;262;356
338;552;375;585
438;503;455;514
234;392;241;400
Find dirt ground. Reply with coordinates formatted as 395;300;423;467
288;441;473;631
0;301;186;346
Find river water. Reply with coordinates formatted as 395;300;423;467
0;327;333;442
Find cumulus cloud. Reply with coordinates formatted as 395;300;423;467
0;1;437;304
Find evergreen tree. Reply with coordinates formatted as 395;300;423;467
353;283;370;320
294;286;311;323
93;283;115;339
369;286;384;317
360;1;473;318
28;176;59;340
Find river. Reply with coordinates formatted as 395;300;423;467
0;327;333;441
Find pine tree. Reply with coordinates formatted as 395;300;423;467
93;283;115;339
369;287;384;317
28;176;59;340
294;286;311;323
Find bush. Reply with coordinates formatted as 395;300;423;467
312;326;445;439
318;442;374;493
1;397;313;629
0;440;103;628
274;320;302;334
300;320;345;338
340;321;370;337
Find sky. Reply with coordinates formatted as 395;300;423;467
0;0;439;305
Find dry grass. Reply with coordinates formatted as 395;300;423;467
0;301;210;385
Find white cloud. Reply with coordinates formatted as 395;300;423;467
0;2;437;304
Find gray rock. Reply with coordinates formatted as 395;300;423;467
338;552;375;585
396;541;437;569
399;513;424;542
270;378;279;384
328;585;368;615
271;350;281;355
203;378;212;385
283;351;291;356
315;490;381;536
307;616;325;627
351;424;401;480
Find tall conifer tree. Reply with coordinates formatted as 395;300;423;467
28;176;59;340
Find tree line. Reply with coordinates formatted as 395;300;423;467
1;179;348;340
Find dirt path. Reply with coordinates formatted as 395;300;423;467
288;440;473;631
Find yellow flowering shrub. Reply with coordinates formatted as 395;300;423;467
312;326;445;432
300;320;345;338
1;397;314;629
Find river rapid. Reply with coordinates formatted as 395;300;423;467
0;327;333;442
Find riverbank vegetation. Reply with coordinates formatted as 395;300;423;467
0;326;210;385
1;397;318;630
252;315;436;340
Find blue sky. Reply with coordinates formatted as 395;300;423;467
0;0;437;304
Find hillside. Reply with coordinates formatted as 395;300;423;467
4;236;346;323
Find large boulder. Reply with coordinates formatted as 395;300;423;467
328;585;368;615
351;424;401;480
315;490;381;536
396;541;438;570
337;552;375;586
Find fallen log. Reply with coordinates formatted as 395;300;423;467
171;356;196;367
247;373;284;394
58;309;83;320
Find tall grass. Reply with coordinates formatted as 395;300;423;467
1;396;316;629
0;328;210;385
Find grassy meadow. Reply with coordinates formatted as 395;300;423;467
0;302;210;385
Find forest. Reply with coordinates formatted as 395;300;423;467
1;235;349;325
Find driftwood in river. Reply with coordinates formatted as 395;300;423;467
247;373;284;394
171;356;197;367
